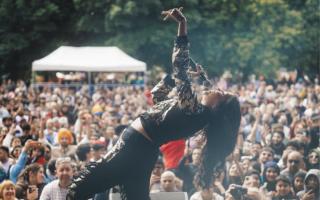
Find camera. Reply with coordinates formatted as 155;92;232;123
230;185;248;199
28;187;35;193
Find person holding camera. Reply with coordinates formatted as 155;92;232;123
225;184;264;200
225;170;265;200
9;140;43;183
15;163;45;200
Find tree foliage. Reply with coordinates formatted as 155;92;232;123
0;0;318;80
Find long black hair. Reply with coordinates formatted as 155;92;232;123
195;95;241;189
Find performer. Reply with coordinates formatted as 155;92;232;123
67;8;241;200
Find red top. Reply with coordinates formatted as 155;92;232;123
160;139;185;170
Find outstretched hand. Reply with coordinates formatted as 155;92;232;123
188;64;203;77
161;7;186;22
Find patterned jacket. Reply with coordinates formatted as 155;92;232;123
140;36;212;145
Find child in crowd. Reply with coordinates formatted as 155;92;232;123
272;175;297;200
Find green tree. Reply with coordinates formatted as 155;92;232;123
0;0;75;79
0;0;318;81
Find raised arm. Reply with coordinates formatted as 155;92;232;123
151;8;187;104
162;8;200;113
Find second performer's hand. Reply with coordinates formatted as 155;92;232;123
161;7;186;22
187;64;202;77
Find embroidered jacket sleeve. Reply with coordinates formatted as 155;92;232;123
151;74;176;104
172;36;200;113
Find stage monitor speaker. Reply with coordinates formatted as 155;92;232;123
109;192;188;200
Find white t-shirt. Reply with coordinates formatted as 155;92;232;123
190;191;224;200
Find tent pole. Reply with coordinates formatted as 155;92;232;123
143;72;146;88
31;71;35;90
88;71;93;97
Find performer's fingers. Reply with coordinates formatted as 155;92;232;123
188;71;198;76
161;10;170;16
196;64;202;72
163;14;177;22
161;10;173;21
163;15;170;21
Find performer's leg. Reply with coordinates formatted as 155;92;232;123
123;178;151;200
121;128;160;200
67;136;128;200
67;126;159;200
122;157;158;200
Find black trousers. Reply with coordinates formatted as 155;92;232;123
67;127;159;200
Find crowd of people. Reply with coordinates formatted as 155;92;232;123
0;70;319;200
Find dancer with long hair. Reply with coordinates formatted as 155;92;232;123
67;8;241;200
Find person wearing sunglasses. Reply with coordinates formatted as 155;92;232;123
280;151;306;183
306;148;320;170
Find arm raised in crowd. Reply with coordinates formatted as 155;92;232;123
9;140;41;183
2;123;16;148
246;109;261;143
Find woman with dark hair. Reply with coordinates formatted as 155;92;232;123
15;163;45;200
225;161;243;186
10;145;22;162
67;8;241;200
27;144;46;166
260;161;280;198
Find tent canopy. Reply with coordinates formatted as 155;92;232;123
32;46;146;72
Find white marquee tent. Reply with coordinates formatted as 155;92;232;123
32;46;146;72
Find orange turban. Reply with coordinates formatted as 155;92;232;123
57;128;73;144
